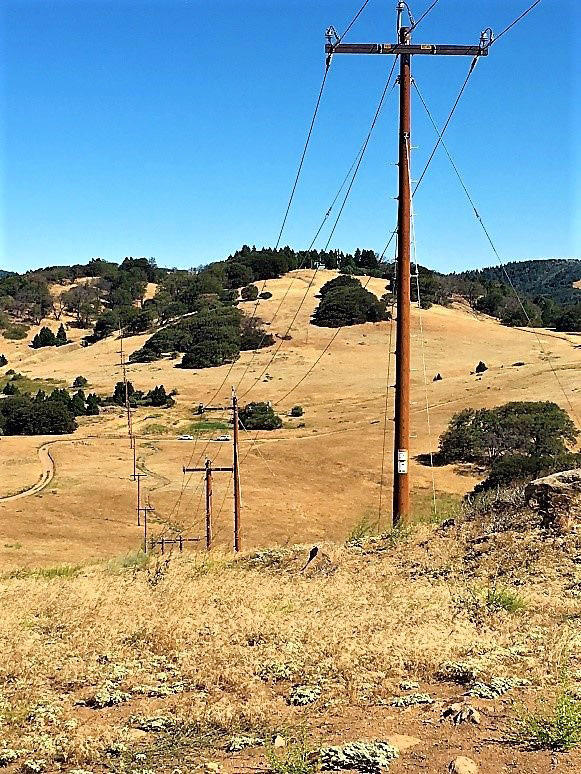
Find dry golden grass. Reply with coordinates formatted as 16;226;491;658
1;270;580;570
1;511;579;770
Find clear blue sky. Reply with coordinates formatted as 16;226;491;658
1;0;578;273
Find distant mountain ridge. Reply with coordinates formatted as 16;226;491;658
453;259;581;305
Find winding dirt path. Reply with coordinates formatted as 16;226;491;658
0;442;56;502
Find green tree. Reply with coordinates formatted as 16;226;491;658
239;402;283;430
70;390;86;416
439;402;578;466
31;326;57;348
0;354;7;366
0;396;76;435
113;381;134;405
56;323;68;345
312;282;388;328
2;382;19;396
319;274;360;298
73;375;89;388
554;305;581;332
86;393;100;416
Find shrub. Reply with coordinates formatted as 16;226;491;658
475;360;488;373
239;402;283;430
485;584;527;613
0;354;7;366
290;405;304;417
512;691;581;751
73;375;88;388
259;291;273;300
240;317;274;351
241;284;259;302
3;324;29;340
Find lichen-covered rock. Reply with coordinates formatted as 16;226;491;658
437;661;480;685
525;469;581;531
320;740;399;772
86;681;131;708
129;714;175;732
467;676;529;699
22;761;47;774
258;661;294;682
390;692;433;708
288;684;321;706
399;680;420;691
225;735;264;752
0;749;23;767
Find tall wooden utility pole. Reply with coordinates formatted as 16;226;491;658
325;1;488;526
205;458;213;550
183;459;233;550
232;389;242;552
183;388;242;551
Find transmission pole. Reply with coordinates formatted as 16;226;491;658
393;21;411;525
325;1;488;527
205;458;213;549
183;389;243;552
232;388;242;552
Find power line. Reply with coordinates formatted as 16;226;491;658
277;56;478;409
484;0;543;49
413;77;580;427
239;60;399;400
409;0;442;32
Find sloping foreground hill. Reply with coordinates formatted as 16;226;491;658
0;496;580;772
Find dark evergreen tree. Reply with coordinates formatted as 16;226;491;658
86;393;100;416
113;381;134;405
56;323;68;345
70;390;86;416
0;354;7;366
31;326;57;348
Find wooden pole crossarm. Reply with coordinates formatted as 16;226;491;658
325;43;487;56
183;466;233;473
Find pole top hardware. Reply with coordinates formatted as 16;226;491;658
479;27;493;51
325;25;339;46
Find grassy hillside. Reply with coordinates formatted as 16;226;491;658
0;268;580;570
1;498;580;772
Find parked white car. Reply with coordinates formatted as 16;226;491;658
177;434;194;441
214;434;231;442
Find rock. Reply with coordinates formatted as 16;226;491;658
441;703;481;725
448;756;478;774
273;735;286;748
204;764;221;773
385;734;421;752
525;469;581;531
